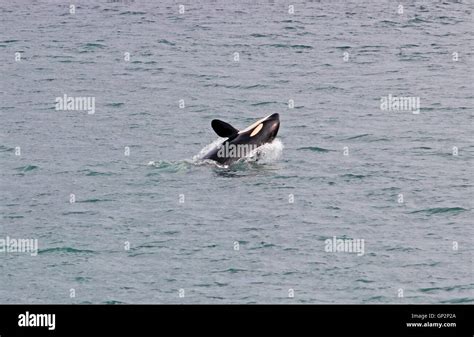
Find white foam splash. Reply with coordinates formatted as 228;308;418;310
245;138;284;164
192;137;225;162
193;138;283;165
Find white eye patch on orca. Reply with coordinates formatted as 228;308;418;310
250;123;263;137
238;113;272;134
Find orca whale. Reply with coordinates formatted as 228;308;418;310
203;113;280;165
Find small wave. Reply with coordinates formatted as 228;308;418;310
214;282;229;287
410;207;467;215
346;133;370;140
147;160;194;173
297;146;331;152
15;165;38;172
0;145;14;152
386;247;420;252
104;102;125;108
249;242;276;250
76;198;114;203
4;215;24;219
81;170;115;176
440;298;474;304
341;173;366;179
335;45;352;50
193;283;212;288
249;33;269;38
38;247;96;255
419;284;472;293
243;84;269;89
214;268;247;274
377;20;398;26
82;43;106;49
268;44;313;49
412;146;432;150
62;211;98;215
356;279;375;283
363;296;390;303
119;11;146;15
103;300;126;304
250;101;278;106
158;39;176;46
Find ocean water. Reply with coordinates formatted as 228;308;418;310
0;0;472;304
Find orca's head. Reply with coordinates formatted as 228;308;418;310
235;113;280;145
211;113;280;146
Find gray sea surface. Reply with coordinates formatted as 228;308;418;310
0;0;473;303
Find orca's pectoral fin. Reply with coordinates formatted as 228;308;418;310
211;119;239;138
